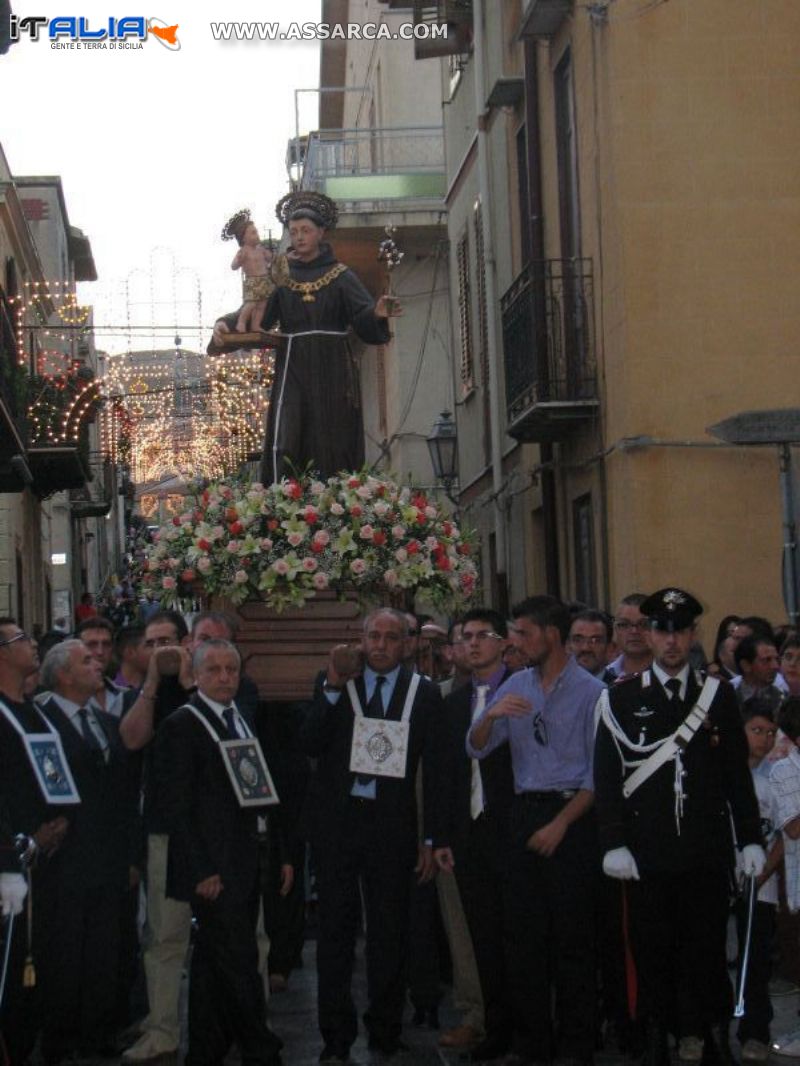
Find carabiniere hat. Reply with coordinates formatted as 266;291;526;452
639;587;703;632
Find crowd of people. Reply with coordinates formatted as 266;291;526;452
0;589;799;1066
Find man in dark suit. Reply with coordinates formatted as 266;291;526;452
300;607;443;1062
434;608;515;1060
0;618;69;1065
36;638;137;1064
595;588;765;1066
156;638;288;1066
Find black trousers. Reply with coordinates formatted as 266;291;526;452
455;813;513;1045
314;799;414;1052
407;875;442;1012
505;795;598;1062
735;898;775;1045
0;903;41;1066
628;866;732;1038
38;881;121;1060
263;840;306;978
187;889;281;1066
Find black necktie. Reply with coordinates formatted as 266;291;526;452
222;707;239;740
79;706;108;760
356;676;386;787
665;678;682;706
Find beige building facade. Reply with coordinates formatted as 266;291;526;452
396;0;800;639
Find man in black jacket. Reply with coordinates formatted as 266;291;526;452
157;638;288;1066
434;608;515;1060
0;618;69;1065
299;607;443;1062
36;639;137;1063
595;588;766;1066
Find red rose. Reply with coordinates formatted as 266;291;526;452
412;494;428;509
372;530;387;546
287;480;302;499
350;505;363;518
311;541;324;554
267;519;279;531
442;521;453;536
225;507;238;522
172;516;181;527
180;568;196;583
457;543;471;555
229;520;244;536
197;538;211;552
407;541;420;555
304;507;318;525
415;510;427;525
347;477;361;489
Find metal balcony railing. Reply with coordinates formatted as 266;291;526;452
501;258;597;433
301;126;446;210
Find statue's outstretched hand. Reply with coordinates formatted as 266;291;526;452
375;295;403;319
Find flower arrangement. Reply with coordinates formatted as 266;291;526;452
144;470;478;613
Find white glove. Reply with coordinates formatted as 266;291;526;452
741;844;767;878
0;872;27;917
602;846;640;881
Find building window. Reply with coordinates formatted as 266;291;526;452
572;493;597;607
456;230;474;394
554;49;581;259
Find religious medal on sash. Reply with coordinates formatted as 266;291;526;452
184;705;279;808
347;675;419;780
24;734;81;805
219;738;280;807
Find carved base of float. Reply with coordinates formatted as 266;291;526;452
209;591;366;702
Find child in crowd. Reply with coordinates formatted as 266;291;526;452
735;699;783;1062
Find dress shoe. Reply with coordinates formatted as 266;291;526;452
122;1048;178;1065
319;1047;349;1065
469;1035;512;1061
439;1024;482;1049
270;972;289;994
368;1035;409;1056
741;1040;769;1063
411;1006;439;1029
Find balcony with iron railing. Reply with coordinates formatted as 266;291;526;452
300;126;446;214
501;258;598;442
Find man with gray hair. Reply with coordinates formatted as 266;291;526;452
35;639;136;1063
300;608;444;1062
157;638;289;1066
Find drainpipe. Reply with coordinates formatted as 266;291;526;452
473;0;508;608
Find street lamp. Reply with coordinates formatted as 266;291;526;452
427;410;459;504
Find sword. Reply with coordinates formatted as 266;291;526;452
734;873;757;1018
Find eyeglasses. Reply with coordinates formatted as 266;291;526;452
615;620;649;631
746;726;778;737
782;653;800;665
532;711;548;746
144;636;178;648
0;631;31;648
570;635;606;647
463;630;501;643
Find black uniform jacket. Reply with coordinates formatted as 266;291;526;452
433;670;515;855
594;669;762;875
298;667;443;863
157;694;286;903
37;696;137;891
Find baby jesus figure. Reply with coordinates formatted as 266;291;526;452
221;209;276;333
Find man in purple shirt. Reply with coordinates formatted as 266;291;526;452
468;595;604;1066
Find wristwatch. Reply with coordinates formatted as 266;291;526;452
323;681;343;693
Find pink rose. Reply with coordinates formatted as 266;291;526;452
260;538;273;551
313;530;330;547
273;559;290;576
350;558;367;576
391;525;406;539
234;570;249;584
383;569;398;587
162;576;176;590
312;572;330;590
287;531;305;547
359;524;374;540
226;541;241;553
330;502;345;516
301;558;318;573
197;556;212;573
